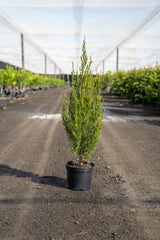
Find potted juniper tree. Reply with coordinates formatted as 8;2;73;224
61;39;104;190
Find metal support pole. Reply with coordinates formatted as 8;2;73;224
59;70;61;79
21;33;24;68
102;60;105;75
44;55;47;76
116;48;119;71
54;64;56;78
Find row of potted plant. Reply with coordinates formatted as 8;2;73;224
0;65;66;98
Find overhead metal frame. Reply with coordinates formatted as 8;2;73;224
0;9;63;75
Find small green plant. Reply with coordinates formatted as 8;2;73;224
0;69;5;94
100;71;112;90
62;39;104;166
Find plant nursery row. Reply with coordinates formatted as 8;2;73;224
0;65;67;98
101;65;160;105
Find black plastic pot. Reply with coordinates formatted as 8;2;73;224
66;161;94;191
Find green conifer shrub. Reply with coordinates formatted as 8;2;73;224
62;39;104;166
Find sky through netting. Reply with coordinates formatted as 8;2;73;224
0;0;160;74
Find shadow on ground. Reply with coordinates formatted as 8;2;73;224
102;92;160;126
0;164;126;206
0;164;67;189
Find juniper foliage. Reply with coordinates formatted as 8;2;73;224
62;39;104;165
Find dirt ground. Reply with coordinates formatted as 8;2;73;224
0;87;160;240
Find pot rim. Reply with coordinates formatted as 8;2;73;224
66;160;94;172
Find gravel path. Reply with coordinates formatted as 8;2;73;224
0;87;160;240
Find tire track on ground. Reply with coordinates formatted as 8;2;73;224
101;122;160;240
0;88;66;164
1;88;67;239
11;120;59;239
0;120;43;163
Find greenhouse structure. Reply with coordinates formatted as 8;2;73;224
0;0;160;76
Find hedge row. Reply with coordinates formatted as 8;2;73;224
0;65;67;97
101;66;160;105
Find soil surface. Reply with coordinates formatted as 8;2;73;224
0;87;160;240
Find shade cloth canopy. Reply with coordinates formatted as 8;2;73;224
0;0;160;74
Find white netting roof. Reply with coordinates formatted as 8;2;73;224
0;0;160;74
